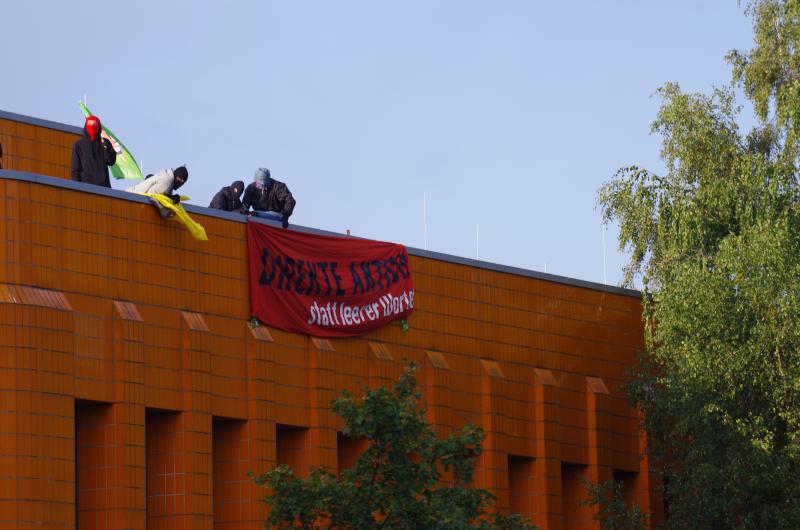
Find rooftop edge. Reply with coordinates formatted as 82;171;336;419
0;169;641;299
0;109;83;136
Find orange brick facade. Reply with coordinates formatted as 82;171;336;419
0;111;660;529
0;114;79;180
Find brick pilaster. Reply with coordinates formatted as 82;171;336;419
532;368;562;530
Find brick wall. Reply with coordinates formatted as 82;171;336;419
0;172;659;529
0;116;80;180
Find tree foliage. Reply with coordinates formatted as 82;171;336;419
252;365;535;529
580;479;648;530
598;1;800;528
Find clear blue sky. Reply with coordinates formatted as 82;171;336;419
2;1;754;286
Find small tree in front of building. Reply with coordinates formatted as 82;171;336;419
580;479;648;530
251;365;535;529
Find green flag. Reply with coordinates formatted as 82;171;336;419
78;102;143;180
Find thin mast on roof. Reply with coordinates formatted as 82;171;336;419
476;224;479;259
423;192;428;250
602;223;607;284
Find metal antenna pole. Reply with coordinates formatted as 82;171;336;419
602;223;608;284
476;224;480;259
423;192;428;250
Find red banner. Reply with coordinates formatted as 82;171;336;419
247;221;415;337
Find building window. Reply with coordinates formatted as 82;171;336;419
145;410;181;527
508;455;534;517
75;402;112;530
276;424;310;478
337;433;368;476
213;418;248;528
561;463;589;529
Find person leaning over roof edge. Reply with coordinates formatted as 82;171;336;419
240;168;296;228
126;165;188;215
209;180;244;211
70;115;116;187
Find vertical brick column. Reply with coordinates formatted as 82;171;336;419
478;359;508;511
0;299;21;522
243;324;277;527
308;338;337;473
367;342;400;390
113;302;147;527
179;311;213;529
583;376;613;530
147;311;213;529
98;300;146;529
0;284;75;528
0;287;74;528
531;368;562;530
423;350;452;436
635;425;663;528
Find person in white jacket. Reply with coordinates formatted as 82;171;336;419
126;166;188;198
126;166;189;218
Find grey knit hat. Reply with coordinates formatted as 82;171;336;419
254;168;270;185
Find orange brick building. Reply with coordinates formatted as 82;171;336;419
0;109;659;529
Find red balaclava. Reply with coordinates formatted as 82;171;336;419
85;116;101;141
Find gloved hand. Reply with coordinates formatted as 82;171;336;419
169;194;181;204
102;138;112;151
282;215;289;229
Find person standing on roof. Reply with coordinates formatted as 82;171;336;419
209;180;244;211
240;168;296;228
70;115;116;187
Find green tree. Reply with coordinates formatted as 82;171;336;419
580;479;648;530
598;1;800;528
252;365;535;529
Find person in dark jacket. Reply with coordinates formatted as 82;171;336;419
70;115;116;187
209;180;244;211
240;168;296;228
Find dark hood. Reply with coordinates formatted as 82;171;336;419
228;180;245;198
